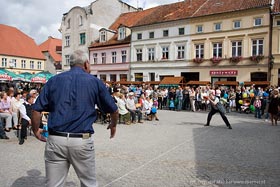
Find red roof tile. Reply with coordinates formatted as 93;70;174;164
273;0;280;13
134;0;271;27
39;36;62;62
90;8;156;48
192;0;271;17
0;24;45;60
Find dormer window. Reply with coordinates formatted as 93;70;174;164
100;30;106;42
118;27;126;40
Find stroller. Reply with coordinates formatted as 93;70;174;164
241;98;254;114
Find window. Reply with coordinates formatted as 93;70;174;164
134;73;143;82
93;53;98;64
213;42;223;57
100;31;106;42
177;45;185;59
277;20;280;26
162;46;169;59
10;59;16;68
65;36;70;47
112;51;117;63
137;33;142;40
195;44;204;58
67;19;70;29
110;74;116;82
65;55;70;66
80;33;86;45
120;74;127;81
178;28;185;35
252;39;263;55
30;61;34;69
1;58;7;67
233;20;241;29
100;74;106;81
232;41;242;57
136;49;142;61
197;25;203;33
119;27;126;40
21;60;26;68
214;23;222;31
148;48;155;61
149;32;154;39
101;53;106;64
254;18;262;26
37;61;42;69
79;15;83;26
163;30;169;37
121;50;127;63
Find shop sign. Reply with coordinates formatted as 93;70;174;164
0;74;12;81
210;70;238;76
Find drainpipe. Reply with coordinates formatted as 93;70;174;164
268;3;274;82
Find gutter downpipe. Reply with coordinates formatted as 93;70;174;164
268;4;274;82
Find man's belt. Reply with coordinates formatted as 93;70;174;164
49;130;92;139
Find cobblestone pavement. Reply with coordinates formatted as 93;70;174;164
1;110;280;187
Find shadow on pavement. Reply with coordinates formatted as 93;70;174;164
11;169;77;187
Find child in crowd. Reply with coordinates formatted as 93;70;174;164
254;96;262;119
169;98;175;111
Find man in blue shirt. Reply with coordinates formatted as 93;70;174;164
31;49;118;187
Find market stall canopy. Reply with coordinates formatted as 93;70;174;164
159;77;185;87
18;72;33;82
243;81;270;86
144;81;161;85
0;68;22;81
214;81;239;86
31;71;54;83
114;81;143;85
186;81;211;85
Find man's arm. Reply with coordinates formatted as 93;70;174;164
31;110;46;142
107;109;119;139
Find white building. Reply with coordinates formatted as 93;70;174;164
60;0;137;71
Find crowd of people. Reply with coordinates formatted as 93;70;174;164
102;83;280;126
0;86;39;143
1;82;279;141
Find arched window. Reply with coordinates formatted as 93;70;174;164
67;19;70;29
79;15;83;26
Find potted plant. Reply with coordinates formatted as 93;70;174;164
193;57;204;63
229;56;243;63
210;56;222;64
250;55;264;63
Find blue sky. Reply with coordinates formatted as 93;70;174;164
0;0;182;44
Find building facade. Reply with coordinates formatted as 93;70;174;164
129;0;274;85
60;0;137;71
0;24;46;74
39;36;62;74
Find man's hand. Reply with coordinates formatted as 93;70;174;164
107;124;116;139
32;110;46;142
33;128;47;142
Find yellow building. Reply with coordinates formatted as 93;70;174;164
189;5;271;85
0;24;45;75
271;0;280;86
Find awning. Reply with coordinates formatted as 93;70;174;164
144;81;160;85
159;77;185;85
214;81;239;86
186;81;211;85
243;81;270;86
114;81;143;85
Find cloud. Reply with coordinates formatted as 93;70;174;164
0;0;181;44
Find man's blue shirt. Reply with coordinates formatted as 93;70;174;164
32;67;117;134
